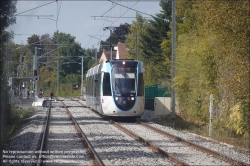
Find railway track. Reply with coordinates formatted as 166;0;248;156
33;98;249;166
136;121;248;166
35;99;101;166
62;98;173;165
72;98;249;166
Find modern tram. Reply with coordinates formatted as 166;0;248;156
86;59;145;117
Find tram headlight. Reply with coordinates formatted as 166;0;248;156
115;97;118;100
131;97;134;100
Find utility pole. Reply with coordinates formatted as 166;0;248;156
57;61;59;95
34;47;38;102
81;55;83;96
19;54;23;77
26;64;28;77
136;33;138;60
171;0;176;120
95;49;97;65
103;26;116;60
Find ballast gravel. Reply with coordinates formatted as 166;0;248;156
44;102;93;166
7;107;46;151
65;100;173;166
120;123;230;165
76;98;249;165
146;122;250;165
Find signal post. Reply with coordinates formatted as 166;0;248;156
33;47;38;102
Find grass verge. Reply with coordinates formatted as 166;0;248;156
3;105;35;147
152;114;249;154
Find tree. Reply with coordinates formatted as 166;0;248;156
27;34;40;52
125;1;172;86
196;1;250;138
174;0;250;138
100;23;130;51
36;32;95;96
125;13;149;61
0;0;17;152
0;1;16;37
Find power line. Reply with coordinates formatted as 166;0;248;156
101;3;117;17
85;1;115;48
111;0;139;24
107;0;153;17
92;16;151;18
16;15;54;17
58;0;63;19
14;34;33;36
94;0;140;46
14;1;56;16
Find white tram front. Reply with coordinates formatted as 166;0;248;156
86;59;145;117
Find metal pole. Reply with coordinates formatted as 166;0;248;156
26;64;28;77
110;30;112;60
33;48;36;71
81;55;83;96
171;0;176;120
34;47;38;101
136;33;138;60
209;94;214;137
103;26;116;60
95;49;97;65
57;61;59;95
19;54;23;77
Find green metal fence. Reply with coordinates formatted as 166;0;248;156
144;84;170;111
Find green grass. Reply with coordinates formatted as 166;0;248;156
152;114;249;154
4;106;35;146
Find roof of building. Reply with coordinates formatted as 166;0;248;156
117;42;128;59
102;50;117;60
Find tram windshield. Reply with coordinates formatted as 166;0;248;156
112;65;136;95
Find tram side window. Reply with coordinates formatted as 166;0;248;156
103;72;111;96
88;77;91;95
86;78;89;95
96;74;101;97
90;76;94;96
138;73;144;96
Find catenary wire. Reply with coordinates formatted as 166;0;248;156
108;0;153;17
94;0;140;46
85;1;115;48
14;1;56;16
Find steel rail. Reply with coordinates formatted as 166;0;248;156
137;120;249;166
109;120;189;166
61;101;104;166
36;100;51;166
75;100;189;165
75;99;249;166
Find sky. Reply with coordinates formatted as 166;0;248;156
8;0;162;49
